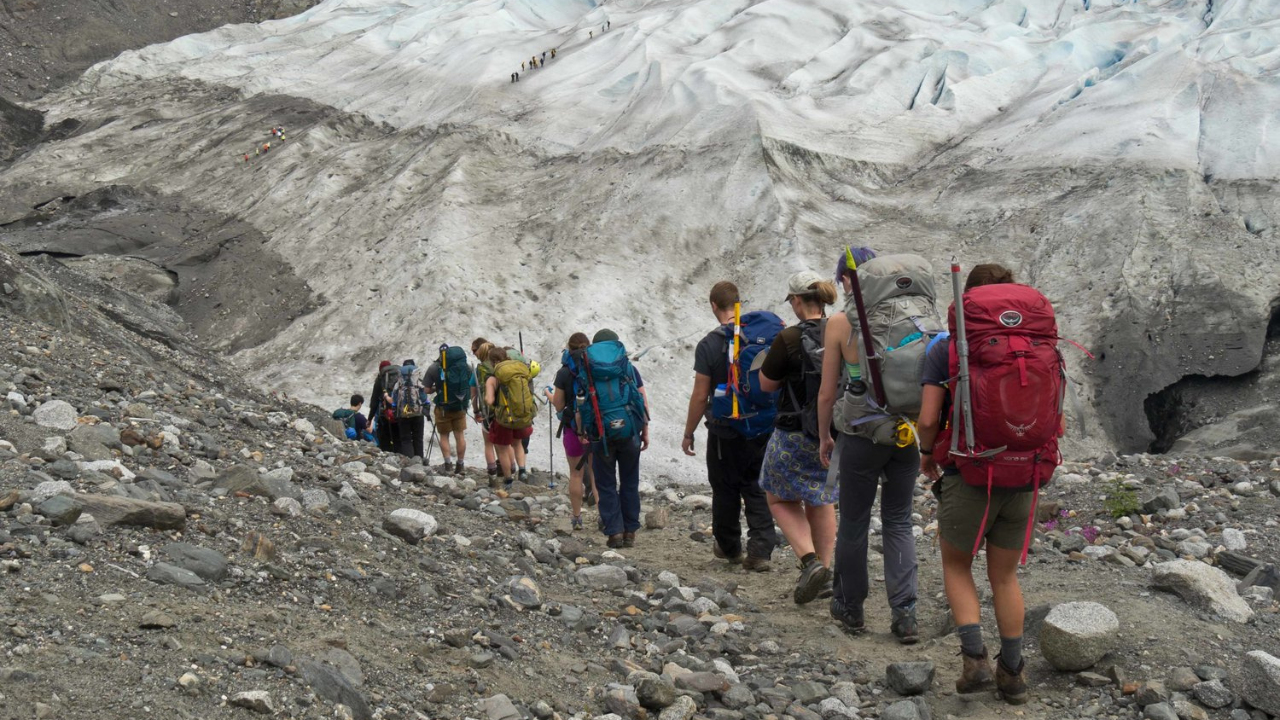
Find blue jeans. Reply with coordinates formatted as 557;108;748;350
592;437;642;536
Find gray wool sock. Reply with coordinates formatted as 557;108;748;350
1000;635;1023;669
958;623;984;657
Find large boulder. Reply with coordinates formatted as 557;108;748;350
382;509;437;544
577;564;629;590
1039;601;1120;671
1241;651;1280;716
76;494;186;530
1151;560;1253;623
161;543;228;582
213;465;299;500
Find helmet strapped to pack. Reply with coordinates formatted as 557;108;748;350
833;254;945;446
709;305;785;439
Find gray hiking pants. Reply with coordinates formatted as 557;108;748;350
832;434;919;611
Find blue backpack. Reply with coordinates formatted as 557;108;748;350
709;310;785;439
570;340;648;453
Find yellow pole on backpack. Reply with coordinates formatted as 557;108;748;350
731;302;742;419
442;349;448;405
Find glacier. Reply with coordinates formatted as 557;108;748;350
3;0;1280;478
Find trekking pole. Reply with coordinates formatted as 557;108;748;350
730;302;742;418
846;247;888;408
425;419;438;466
949;259;977;456
547;399;555;487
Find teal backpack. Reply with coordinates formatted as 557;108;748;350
436;346;471;412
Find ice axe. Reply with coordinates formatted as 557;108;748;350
947;259;1004;461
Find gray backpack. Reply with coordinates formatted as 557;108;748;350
834;254;944;445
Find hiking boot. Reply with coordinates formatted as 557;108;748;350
818;576;834;599
622;532;636;548
830;598;866;635
606;533;625;549
571;515;583;531
585;488;597;507
453;460;464;476
995;654;1028;705
793;558;831;605
742;556;771;573
518;469;529;484
891;602;920;645
435;462;454;475
488;476;502;491
503;476;514;490
713;541;743;564
955;649;995;694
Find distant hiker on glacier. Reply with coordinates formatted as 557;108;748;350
369;360;398;452
817;247;926;645
511;72;518;83
549;331;600;530
550;48;556;59
681;281;781;572
757;270;840;605
333;394;373;442
917;262;1054;705
424;344;473;476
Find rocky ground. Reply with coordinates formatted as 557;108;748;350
3;245;1280;720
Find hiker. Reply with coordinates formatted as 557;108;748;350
483;347;537;488
575;329;649;548
471;338;501;480
607;20;611;29
332;394;373;442
589;30;593;38
917;263;1048;704
424;343;473;475
681;281;781;572
550;48;556;59
369;360;398;452
511;72;516;83
541;51;547;62
818;247;939;645
385;358;428;458
757;270;839;604
549;331;600;530
521;61;525;71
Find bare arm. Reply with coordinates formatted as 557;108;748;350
551;387;567;412
485;376;497;407
917;384;946;479
759;374;781;392
682;373;712;456
818;314;854;466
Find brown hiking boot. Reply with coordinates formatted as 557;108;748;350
742;556;771;573
955;649;995;694
995;654;1028;705
713;540;742;564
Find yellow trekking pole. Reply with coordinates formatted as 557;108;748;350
442;348;449;405
731;302;742;418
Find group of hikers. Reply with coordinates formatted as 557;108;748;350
508;19;611;82
337;246;1075;704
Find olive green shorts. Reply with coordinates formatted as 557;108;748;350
938;474;1034;552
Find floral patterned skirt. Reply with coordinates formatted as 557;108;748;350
758;430;838;506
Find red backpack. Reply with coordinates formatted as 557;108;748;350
934;283;1066;561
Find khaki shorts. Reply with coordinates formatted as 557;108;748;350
938;474;1034;552
433;408;467;433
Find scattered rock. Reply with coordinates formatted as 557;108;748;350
161;542;228;582
271;497;303;516
146;562;205;588
1192;679;1233;709
882;698;931;720
630;671;675;710
36;494;81;526
33;400;78;430
383;508;438;543
1241;651;1280;716
299;658;372;720
577;564;628;590
229;690;274;714
645;506;669;529
658;695;697;720
886;661;935;696
478;693;520;720
1039;601;1119;671
30;480;73;504
499;576;543;610
139;610;177;629
76;494;186;530
1152;560;1254;623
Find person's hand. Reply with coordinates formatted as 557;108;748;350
920;454;941;481
681;433;696;457
640;426;650;452
819;436;834;468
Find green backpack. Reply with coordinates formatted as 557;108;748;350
436;346;471;412
493;360;536;429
